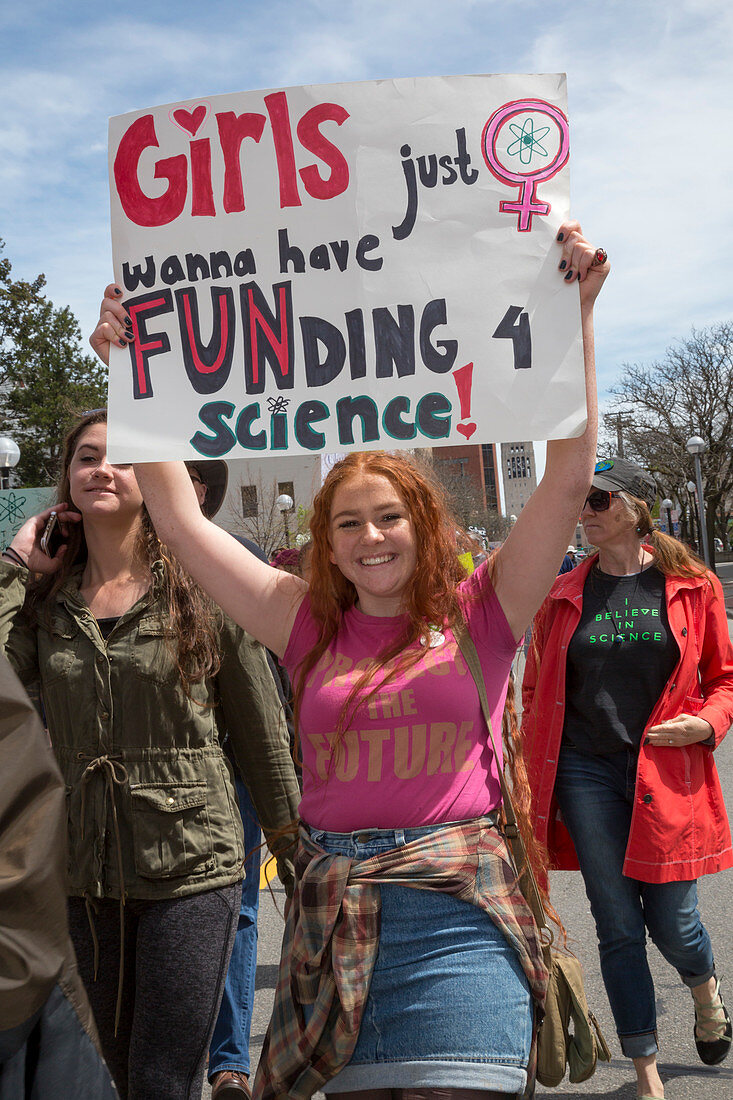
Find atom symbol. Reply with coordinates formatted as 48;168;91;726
267;396;290;415
0;491;27;524
506;117;551;165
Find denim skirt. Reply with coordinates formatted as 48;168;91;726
306;820;532;1096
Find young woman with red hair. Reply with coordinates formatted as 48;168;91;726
91;221;608;1100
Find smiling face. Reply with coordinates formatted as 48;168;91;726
68;423;144;521
328;472;417;616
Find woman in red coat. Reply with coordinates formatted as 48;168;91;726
522;457;733;1100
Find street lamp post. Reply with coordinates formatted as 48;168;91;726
686;435;710;566
275;493;294;548
686;481;699;549
661;498;674;537
0;436;20;490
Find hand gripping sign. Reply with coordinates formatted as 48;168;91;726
106;74;586;463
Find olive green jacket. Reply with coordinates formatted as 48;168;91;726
0;559;299;901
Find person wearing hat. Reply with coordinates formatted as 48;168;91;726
186;460;229;520
558;545;577;574
522;457;733;1099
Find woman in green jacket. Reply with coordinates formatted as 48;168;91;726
0;409;300;1100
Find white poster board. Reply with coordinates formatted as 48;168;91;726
106;73;584;463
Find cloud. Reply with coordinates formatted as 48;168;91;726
0;0;731;396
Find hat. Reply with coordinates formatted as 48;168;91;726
271;547;301;572
592;458;657;508
185;460;228;518
566;545;576;554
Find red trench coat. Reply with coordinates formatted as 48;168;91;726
521;552;733;884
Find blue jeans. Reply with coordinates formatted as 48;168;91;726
554;746;715;1059
209;776;262;1078
307;821;531;1095
0;984;117;1098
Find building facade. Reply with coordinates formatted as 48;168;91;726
501;441;537;516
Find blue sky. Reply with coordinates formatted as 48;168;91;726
1;0;731;410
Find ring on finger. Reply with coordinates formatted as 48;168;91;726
592;247;608;267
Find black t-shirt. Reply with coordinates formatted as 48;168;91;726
97;616;119;641
562;564;679;755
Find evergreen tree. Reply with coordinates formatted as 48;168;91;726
0;239;106;486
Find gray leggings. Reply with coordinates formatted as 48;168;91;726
68;885;239;1099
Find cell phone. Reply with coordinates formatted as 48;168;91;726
40;511;65;557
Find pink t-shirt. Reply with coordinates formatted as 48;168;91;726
284;562;520;831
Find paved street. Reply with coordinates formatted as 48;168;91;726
204;617;733;1099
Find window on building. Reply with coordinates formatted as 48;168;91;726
481;443;498;511
241;484;258;518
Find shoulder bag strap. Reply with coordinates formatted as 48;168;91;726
453;614;549;939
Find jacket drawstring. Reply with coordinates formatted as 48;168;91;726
83;894;100;978
79;753;129;1035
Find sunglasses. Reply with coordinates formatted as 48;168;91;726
583;489;620;511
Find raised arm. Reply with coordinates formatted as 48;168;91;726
493;221;608;640
135;462;305;657
91;285;307;656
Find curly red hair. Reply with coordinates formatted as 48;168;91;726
290;450;557;921
292;450;469;770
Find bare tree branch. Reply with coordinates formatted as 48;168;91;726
605;322;733;560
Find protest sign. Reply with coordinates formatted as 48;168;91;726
106;73;584;462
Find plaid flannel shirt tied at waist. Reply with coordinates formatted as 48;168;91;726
254;816;549;1100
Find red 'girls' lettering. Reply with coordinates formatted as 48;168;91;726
296;102;350;199
114;116;187;228
215;111;267;213
114;93;351;227
189;139;215;217
264;92;302;209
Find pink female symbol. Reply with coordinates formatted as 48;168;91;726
481;99;570;232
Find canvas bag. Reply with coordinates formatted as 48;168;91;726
454;620;611;1088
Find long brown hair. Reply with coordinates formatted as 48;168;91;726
617;492;710;580
292;450;554;902
26;409;221;686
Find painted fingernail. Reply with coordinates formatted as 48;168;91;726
124;319;133;331
113;287;122;296
643;737;650;746
564;270;573;281
118;338;127;347
576;271;582;281
556;232;564;242
559;260;567;270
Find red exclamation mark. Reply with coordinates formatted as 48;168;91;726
453;362;476;439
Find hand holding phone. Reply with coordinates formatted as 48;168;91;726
40;511;65;557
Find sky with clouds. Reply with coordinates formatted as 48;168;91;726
1;0;731;414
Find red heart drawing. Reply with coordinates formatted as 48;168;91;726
457;422;477;440
171;104;209;137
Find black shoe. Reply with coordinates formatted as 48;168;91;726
694;981;733;1066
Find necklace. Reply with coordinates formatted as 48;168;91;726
593;555;647;645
